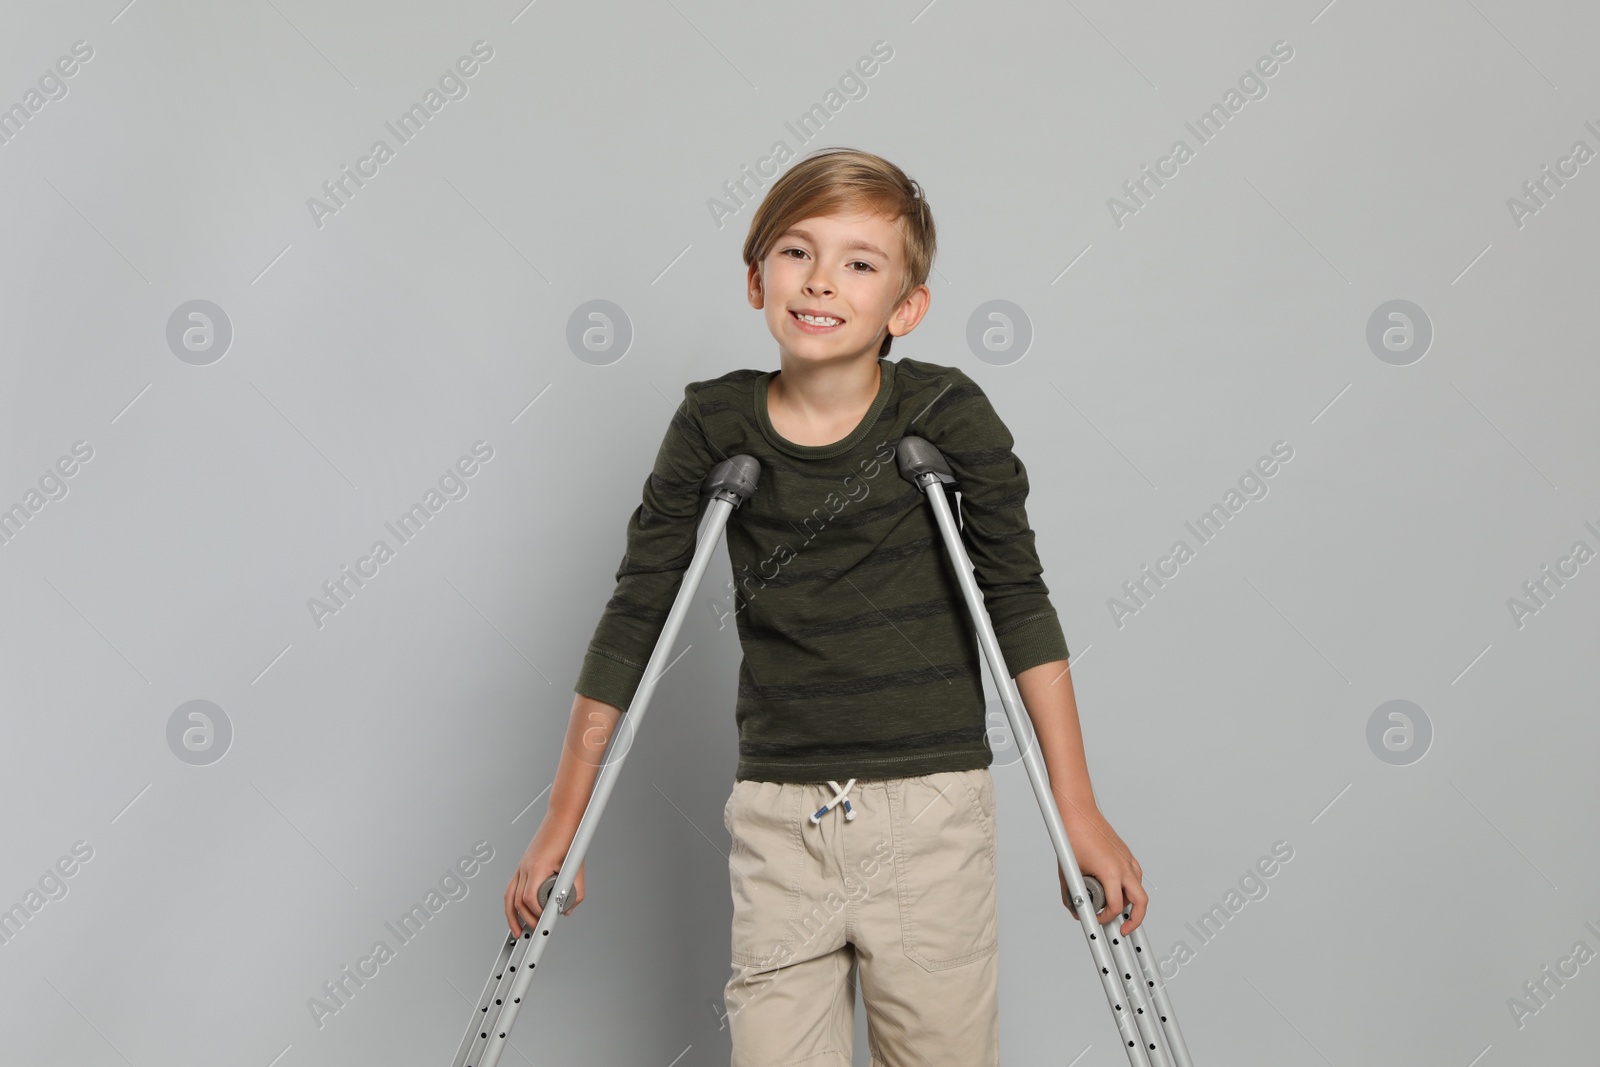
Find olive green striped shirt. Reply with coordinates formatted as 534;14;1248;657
574;356;1070;783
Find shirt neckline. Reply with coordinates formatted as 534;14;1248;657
755;357;896;459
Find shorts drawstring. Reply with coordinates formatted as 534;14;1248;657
808;779;857;826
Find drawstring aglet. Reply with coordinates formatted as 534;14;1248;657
809;779;858;825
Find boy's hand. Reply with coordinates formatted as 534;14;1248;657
505;818;584;934
1057;803;1146;936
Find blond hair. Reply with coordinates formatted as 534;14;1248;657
743;147;936;358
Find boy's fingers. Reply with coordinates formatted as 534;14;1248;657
1123;882;1149;933
514;873;543;928
508;876;524;930
1127;897;1147;933
1097;880;1124;926
508;874;532;931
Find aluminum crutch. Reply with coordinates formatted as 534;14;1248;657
894;435;1196;1067
450;453;762;1067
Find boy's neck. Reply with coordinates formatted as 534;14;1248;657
766;353;884;445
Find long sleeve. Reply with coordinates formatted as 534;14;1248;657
924;369;1070;678
573;383;724;711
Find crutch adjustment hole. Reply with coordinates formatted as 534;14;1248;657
514;997;521;1003
1101;967;1108;974
1161;1016;1167;1022
495;998;502;1004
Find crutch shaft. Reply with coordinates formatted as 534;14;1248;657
451;455;760;1067
895;436;1197;1067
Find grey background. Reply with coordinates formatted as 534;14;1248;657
2;1;1596;1064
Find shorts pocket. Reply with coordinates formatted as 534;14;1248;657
727;782;802;969
890;769;999;972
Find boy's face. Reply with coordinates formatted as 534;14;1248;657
747;208;930;368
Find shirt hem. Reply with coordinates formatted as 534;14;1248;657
735;743;992;784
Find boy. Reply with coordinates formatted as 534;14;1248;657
505;147;1147;1065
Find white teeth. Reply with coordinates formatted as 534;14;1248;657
796;313;841;326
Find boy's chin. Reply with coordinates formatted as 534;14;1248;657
772;328;880;358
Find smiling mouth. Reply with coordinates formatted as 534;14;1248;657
791;310;845;328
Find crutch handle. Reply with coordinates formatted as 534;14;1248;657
1082;873;1106;914
1076;874;1134;918
531;876;577;920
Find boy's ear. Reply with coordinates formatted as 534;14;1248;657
887;282;932;337
746;262;765;309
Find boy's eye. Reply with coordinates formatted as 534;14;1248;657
779;248;875;272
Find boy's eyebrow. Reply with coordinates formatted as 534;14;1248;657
781;227;892;260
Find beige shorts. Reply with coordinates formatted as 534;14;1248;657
720;767;1001;1066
